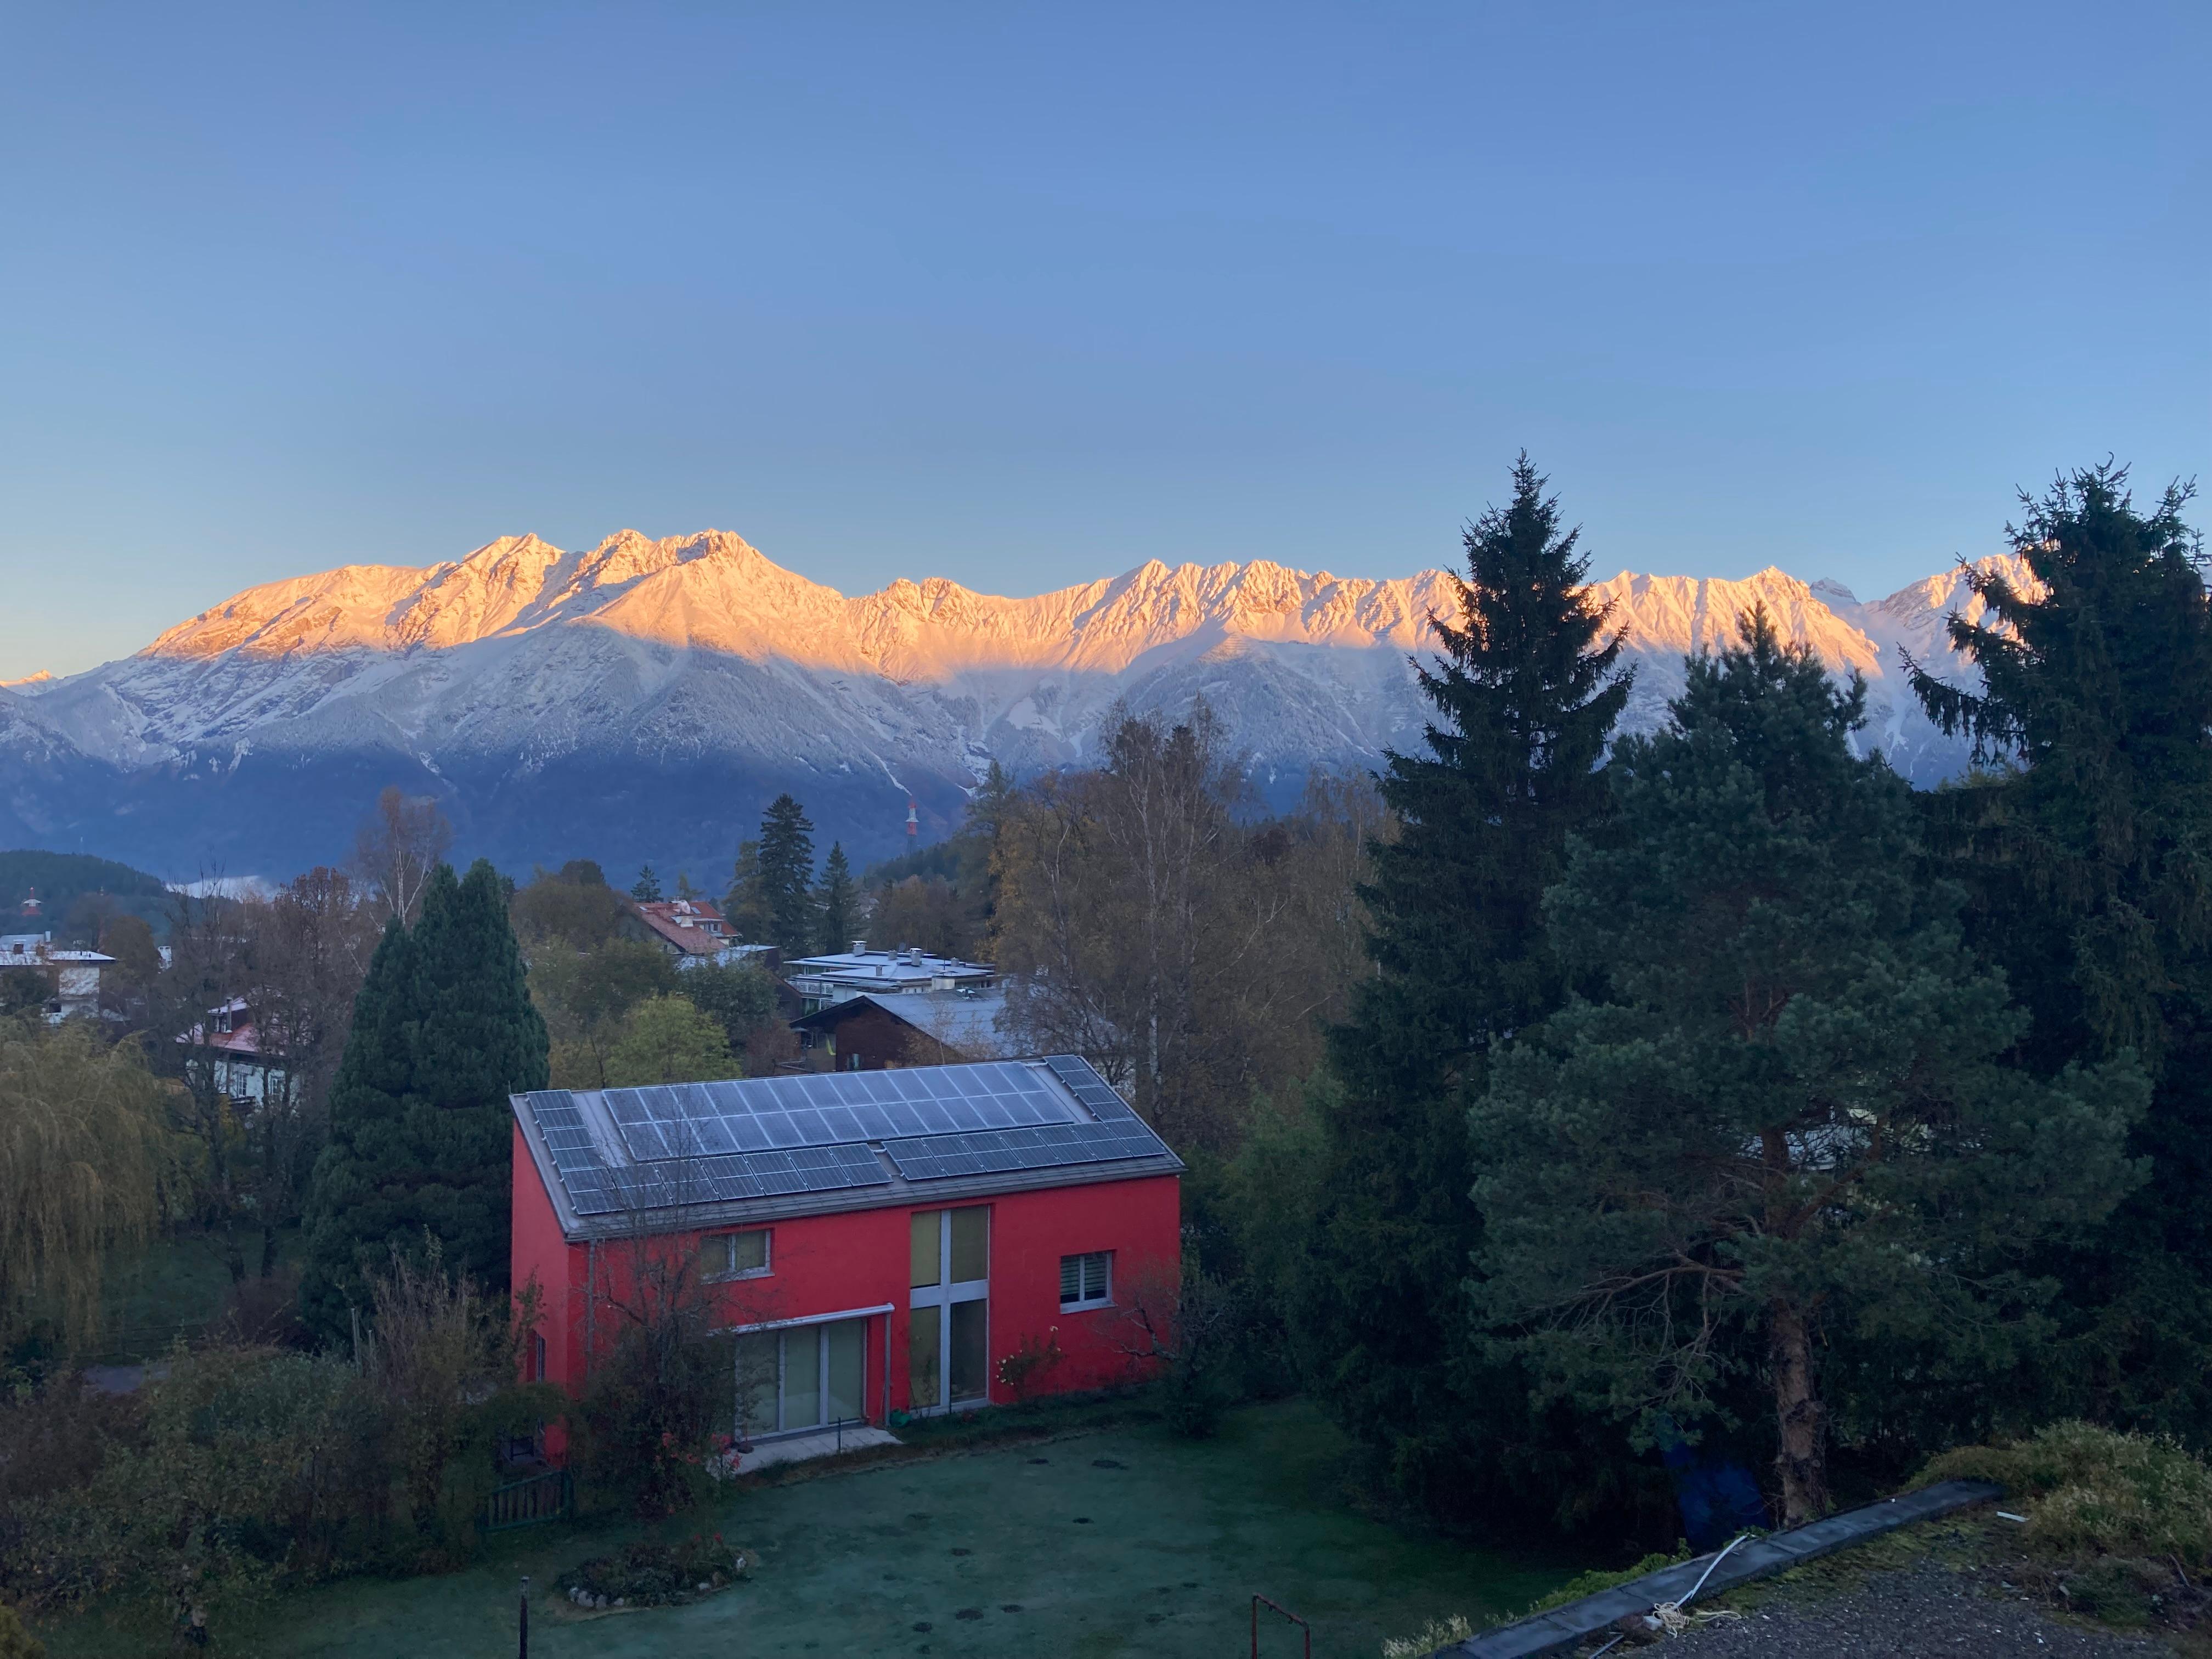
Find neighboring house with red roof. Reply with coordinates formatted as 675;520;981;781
510;1054;1180;1446
176;997;291;1105
619;898;780;970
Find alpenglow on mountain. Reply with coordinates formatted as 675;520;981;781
0;529;2015;879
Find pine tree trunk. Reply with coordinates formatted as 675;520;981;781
1769;1298;1828;1526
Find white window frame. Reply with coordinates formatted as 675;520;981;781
909;1207;990;1415
1059;1250;1112;1312
702;1227;772;1282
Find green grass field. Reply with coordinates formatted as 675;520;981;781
90;1226;303;1363
43;1398;1571;1659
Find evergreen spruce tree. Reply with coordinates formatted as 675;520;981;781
298;860;548;1342
631;865;662;901
757;794;817;955
407;859;549;1287
1476;612;2146;1523
300;913;422;1341
816;843;857;954
1294;455;1636;1520
962;761;1016;943
1908;462;2212;1434
722;839;767;941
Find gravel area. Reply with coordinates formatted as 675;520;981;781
1646;1561;2174;1656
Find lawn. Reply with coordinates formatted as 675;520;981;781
45;1399;1572;1659
91;1225;303;1363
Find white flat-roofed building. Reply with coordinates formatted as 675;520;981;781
784;942;994;1013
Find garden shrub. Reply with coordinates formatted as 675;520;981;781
1921;1420;2212;1563
0;1601;44;1659
0;1250;567;1627
1379;1612;1472;1656
558;1531;748;1609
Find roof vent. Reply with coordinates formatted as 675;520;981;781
851;939;868;956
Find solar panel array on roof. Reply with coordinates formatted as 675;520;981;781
518;1056;1171;1221
602;1064;1073;1163
1045;1054;1142;1123
882;1121;1164;1182
556;1141;891;1218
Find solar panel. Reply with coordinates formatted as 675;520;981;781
882;1120;1166;1182
1045;1054;1141;1122
561;1142;893;1217
590;1061;1085;1165
522;1058;1170;1221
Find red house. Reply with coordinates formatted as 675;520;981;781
510;1055;1182;1442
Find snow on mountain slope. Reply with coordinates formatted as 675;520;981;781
4;528;2012;877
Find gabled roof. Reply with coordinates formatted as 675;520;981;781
625;898;732;956
791;990;1011;1058
512;1054;1178;1241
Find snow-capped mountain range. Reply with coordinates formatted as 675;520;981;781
0;529;2012;879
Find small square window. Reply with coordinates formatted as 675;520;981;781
1059;1251;1111;1311
704;1228;771;1280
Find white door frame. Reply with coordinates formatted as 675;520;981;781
908;1207;989;1415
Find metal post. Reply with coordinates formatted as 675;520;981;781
518;1576;529;1659
1251;1594;1311;1659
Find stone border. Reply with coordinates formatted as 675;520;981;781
1446;1479;2005;1657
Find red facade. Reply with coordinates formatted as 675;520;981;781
511;1124;1180;1439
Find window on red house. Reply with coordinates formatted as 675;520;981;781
704;1229;771;1280
910;1207;989;1411
532;1333;547;1381
1059;1251;1111;1311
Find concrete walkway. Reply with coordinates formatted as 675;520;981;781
732;1423;900;1473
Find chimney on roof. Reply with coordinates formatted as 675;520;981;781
851;939;867;955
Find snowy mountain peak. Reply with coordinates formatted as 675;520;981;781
5;527;2027;878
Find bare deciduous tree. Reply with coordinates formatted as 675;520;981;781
354;786;453;925
1103;1257;1249;1436
238;867;381;1276
993;703;1382;1151
574;1142;785;1514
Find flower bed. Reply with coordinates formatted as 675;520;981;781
557;1531;749;1611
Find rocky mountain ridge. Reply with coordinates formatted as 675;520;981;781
0;529;2016;878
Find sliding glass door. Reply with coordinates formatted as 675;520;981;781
733;1318;868;1438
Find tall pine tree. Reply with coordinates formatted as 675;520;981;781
816;843;857;954
300;860;548;1341
301;912;421;1340
757;794;816;955
1476;612;2145;1525
1293;455;1636;1520
1908;462;2212;1436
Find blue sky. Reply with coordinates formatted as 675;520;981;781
3;2;2205;679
